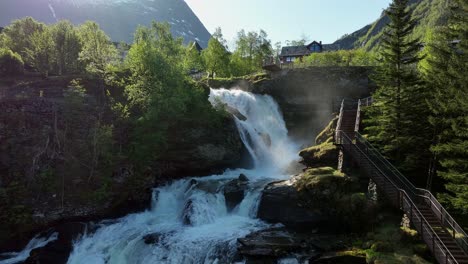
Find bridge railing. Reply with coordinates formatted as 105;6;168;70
339;131;458;264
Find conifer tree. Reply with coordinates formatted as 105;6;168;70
365;0;431;177
423;0;467;214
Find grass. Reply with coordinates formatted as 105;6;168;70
351;219;434;264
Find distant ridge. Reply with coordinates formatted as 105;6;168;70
332;0;449;51
0;0;211;47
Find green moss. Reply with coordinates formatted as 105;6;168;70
315;116;338;145
299;141;338;168
352;218;434;264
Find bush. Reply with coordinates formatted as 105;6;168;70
371;241;394;253
0;48;24;75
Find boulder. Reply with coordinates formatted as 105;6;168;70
223;174;250;211
237;228;349;263
182;200;194;225
24;222;92;264
225;105;247;121
257;180;326;229
239;173;249;182
299;142;338;168
312;255;366;264
238;229;310;257
143;233;163;245
314;117;338;145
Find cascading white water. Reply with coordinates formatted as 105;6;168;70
1;88;300;264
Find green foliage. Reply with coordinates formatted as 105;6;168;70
0;48;24;75
338;0;450;52
364;0;431;177
25;27;54;76
422;0;468;214
1;17;45;61
183;41;204;73
301;49;378;67
78;21;118;76
0;181;32;233
202;28;230;78
125;22;225;168
230;29;273;75
50;20;82;75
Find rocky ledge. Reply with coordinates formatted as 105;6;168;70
238;227;366;264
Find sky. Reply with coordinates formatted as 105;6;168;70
184;0;392;47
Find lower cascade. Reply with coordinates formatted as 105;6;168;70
1;88;300;264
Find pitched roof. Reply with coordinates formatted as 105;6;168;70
281;40;323;57
306;41;322;49
280;45;311;57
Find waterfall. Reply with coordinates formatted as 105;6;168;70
1;88;300;264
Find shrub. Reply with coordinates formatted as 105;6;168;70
371;241;394;252
0;48;24;75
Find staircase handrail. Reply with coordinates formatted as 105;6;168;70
353;97;468;253
354;132;420;196
417;189;468;253
355;99;362;132
340;131;458;264
335;99;345;144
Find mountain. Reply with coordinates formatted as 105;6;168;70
333;0;450;51
0;0;211;47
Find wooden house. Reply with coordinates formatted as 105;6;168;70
280;41;323;64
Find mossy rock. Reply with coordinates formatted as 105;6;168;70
293;167;369;231
315;117;338;145
299;142;338;168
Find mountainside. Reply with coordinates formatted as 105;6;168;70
333;0;450;51
0;0;211;47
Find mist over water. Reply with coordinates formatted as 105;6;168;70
1;88;300;264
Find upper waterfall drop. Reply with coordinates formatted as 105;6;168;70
209;88;300;173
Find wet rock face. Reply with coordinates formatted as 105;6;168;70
143;233;163;245
253;67;372;142
257;180;327;229
223;174;250;211
157;115;247;177
237;228;353;263
24;222;93;264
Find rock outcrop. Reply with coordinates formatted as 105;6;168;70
252;67;372;141
237;227;365;263
257;179;327;229
258;167;373;232
223;174;249;211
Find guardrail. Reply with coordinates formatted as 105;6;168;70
335;99;345;145
339;131;459;264
352;97;468;254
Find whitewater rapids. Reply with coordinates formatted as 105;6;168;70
1;88;300;264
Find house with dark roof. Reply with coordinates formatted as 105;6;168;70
189;41;203;53
280;41;323;64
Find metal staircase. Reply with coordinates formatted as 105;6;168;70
335;99;468;264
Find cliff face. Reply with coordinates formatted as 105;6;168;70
254;67;372;143
0;75;245;251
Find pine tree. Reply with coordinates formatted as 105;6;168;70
365;0;431;178
423;0;468;214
